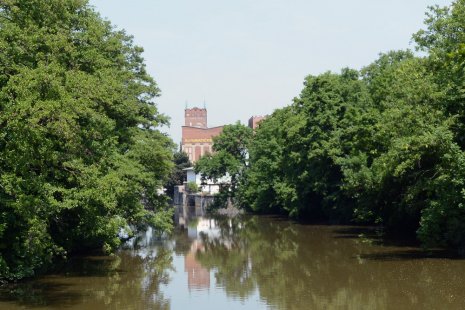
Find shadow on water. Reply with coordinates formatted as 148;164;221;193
0;256;118;308
357;249;460;261
334;226;418;246
0;230;173;310
333;226;463;261
0;281;82;309
53;255;124;277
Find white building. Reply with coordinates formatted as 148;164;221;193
183;167;230;195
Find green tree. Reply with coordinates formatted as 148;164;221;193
164;152;191;197
244;69;373;220
340;52;447;230
0;0;173;280
186;181;199;193
195;123;252;205
409;0;465;249
243;41;465;251
240;108;290;214
413;0;465;147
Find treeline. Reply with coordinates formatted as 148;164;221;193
199;0;465;251
244;0;465;249
0;0;174;280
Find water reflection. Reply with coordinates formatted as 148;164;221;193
2;205;465;309
184;241;209;290
196;216;465;309
0;229;173;310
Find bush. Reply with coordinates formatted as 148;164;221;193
186;182;199;193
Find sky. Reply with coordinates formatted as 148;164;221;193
89;0;453;145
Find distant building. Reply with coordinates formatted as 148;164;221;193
181;107;223;162
181;107;267;162
248;115;266;130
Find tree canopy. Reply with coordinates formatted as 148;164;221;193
205;0;465;252
0;0;174;280
164;152;191;198
195;123;252;205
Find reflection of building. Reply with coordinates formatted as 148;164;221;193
187;218;220;239
184;241;210;290
183;218;221;290
181;107;223;163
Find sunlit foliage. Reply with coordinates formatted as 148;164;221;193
0;0;173;280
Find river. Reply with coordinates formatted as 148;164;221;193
1;204;465;309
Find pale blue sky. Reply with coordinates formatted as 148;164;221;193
89;0;452;145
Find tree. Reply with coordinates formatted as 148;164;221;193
243;39;465;251
0;0;173;280
186;181;199;193
239;107;290;214
211;122;252;166
202;0;465;252
244;69;373;220
195;123;252;205
412;1;465;146
409;0;465;249
164;152;191;198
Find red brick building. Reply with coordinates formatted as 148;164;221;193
182;108;267;162
181;107;223;162
248;115;266;130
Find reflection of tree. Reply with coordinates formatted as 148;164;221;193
196;216;259;299
0;241;174;309
196;216;465;310
96;246;173;310
172;226;193;256
5;217;465;309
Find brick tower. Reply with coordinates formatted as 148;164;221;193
185;107;207;128
181;107;223;162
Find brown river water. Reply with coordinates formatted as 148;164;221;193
1;204;465;310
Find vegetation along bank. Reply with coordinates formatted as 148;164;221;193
0;0;174;280
196;0;465;253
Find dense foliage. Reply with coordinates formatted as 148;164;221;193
195;0;465;251
195;123;252;205
0;0;174;280
243;69;373;221
164;152;191;197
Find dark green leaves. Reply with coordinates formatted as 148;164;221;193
243;0;465;252
195;123;252;206
0;0;173;280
